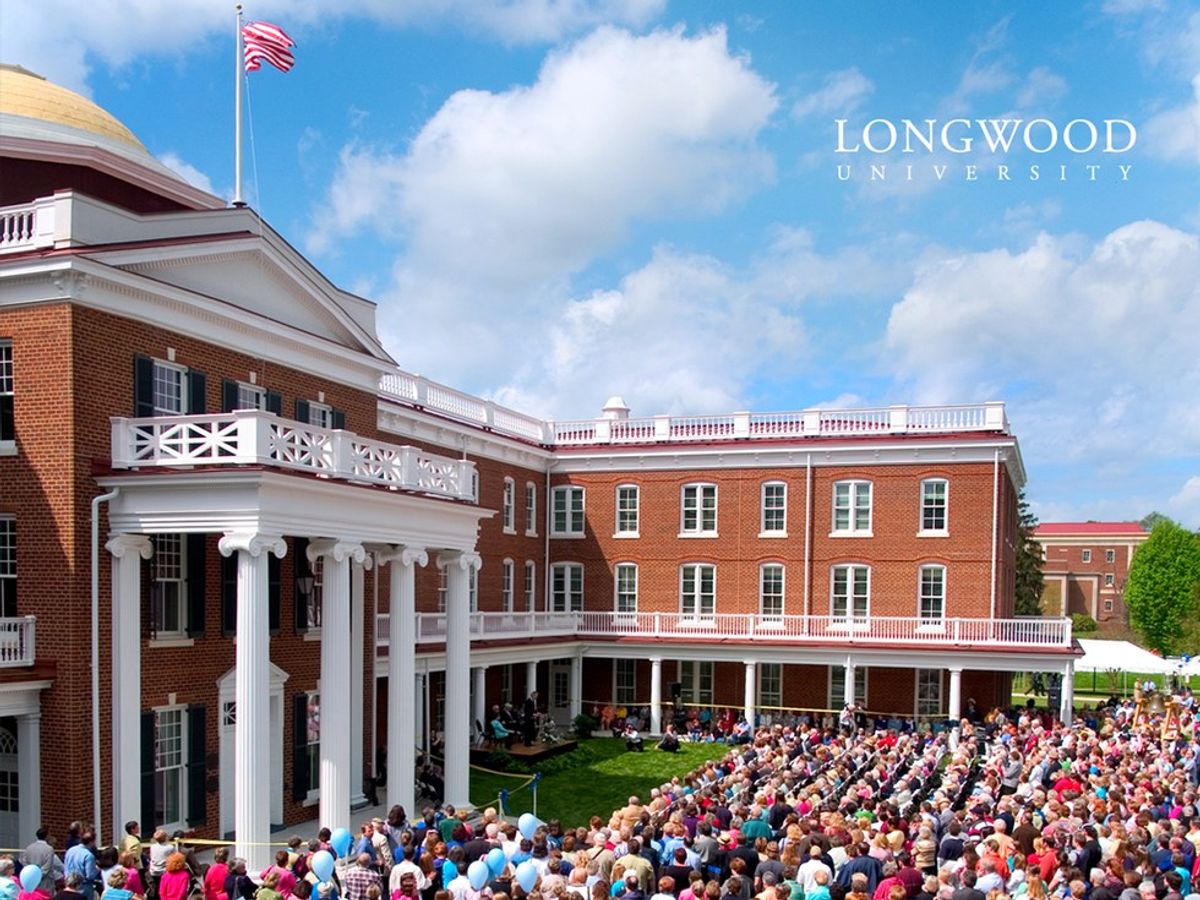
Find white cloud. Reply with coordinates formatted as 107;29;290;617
1143;74;1200;163
791;67;874;121
885;221;1200;466
157;152;215;194
1017;66;1069;108
1168;476;1200;529
0;0;666;95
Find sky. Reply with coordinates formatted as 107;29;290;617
3;0;1199;528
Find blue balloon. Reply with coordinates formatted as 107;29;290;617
330;827;353;859
518;812;540;840
443;860;460;884
18;865;42;894
468;861;490;891
486;847;506;877
311;851;335;884
516;861;538;893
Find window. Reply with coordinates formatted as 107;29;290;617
501;560;514;612
0;517;13;617
761;482;787;535
500;666;512;704
307;402;333;429
152;534;186;636
154;707;185;829
1104;598;1114;612
552;486;585;536
615;485;640;536
305;692;320;795
759;662;782;710
236;383;266;410
551;563;583;612
525;483;537;536
829;666;868;709
681;484;717;535
524;561;535;611
920;479;948;533
916;669;943;719
1105;549;1116;563
152;360;187;415
831;564;869;623
1081;549;1092;563
615;563;638;615
1105;573;1114;587
0;342;12;445
615;659;636;705
502;478;515;532
760;564;784;621
552;669;569;709
832;480;872;534
680;564;716;619
918;565;946;623
680;661;714;705
306;556;324;628
437;565;477;612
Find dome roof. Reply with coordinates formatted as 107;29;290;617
0;64;146;151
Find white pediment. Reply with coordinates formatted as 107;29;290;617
217;661;290;694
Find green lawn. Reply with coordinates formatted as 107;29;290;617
1011;670;1198;706
469;738;720;828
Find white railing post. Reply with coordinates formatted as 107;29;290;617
459;460;476;500
888;405;909;433
329;429;355;478
483;401;495;427
414;378;428;406
653;612;662;637
802;408;821;434
984;401;1006;431
654;415;670;440
594;419;611;443
110;418;132;467
733;412;750;438
953;619;961;644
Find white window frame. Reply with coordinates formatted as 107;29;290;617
918;478;949;536
614;659;636;705
614;484;640;537
830;564;870;626
306;401;333;429
153;705;187;832
0;516;14;618
758;662;783;711
501;559;514;613
760;482;787;537
831;479;872;536
680;660;714;705
679;563;716;621
502;478;516;533
550;562;583;612
915;669;943;720
1105;573;1114;587
1081;549;1092;563
525;483;537;537
551;486;585;537
152;359;187;416
614;562;638;616
0;340;13;453
152;533;187;638
828;666;868;709
306;556;324;631
759;563;785;623
524;561;535;611
469;567;478;613
500;666;513;704
1105;549;1116;563
1103;597;1114;612
304;691;321;801
235;382;267;411
680;483;718;536
917;564;946;627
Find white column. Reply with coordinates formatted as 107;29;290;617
649;657;662;735
569;653;583;720
377;546;427;815
218;532;286;873
16;711;41;843
350;558;371;809
107;533;152;830
526;660;538;698
309;539;366;834
948;668;963;721
1060;662;1075;723
438;551;481;808
844;659;857;707
744;661;757;726
473;666;488;734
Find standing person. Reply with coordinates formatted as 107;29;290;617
146;832;173;900
64;832;100;900
255;873;284;900
343;855;380;900
204;849;230;900
523;692;539;747
117;823;144;875
102;869;140;900
157;855;190;900
23;827;63;896
54;873;86;900
224;860;256;900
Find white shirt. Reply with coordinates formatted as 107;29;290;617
390;861;429;894
799;860;833;894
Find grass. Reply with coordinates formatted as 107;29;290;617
1010;669;1199;706
469;738;719;827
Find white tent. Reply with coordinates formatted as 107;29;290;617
1075;639;1178;675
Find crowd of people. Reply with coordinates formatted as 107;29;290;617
11;685;1200;900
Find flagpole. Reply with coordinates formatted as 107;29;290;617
234;3;244;207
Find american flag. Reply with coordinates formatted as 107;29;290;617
242;21;295;73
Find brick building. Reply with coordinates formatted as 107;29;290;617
1032;522;1148;624
0;66;1078;866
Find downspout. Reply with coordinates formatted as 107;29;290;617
803;454;812;619
370;551;378;789
543;466;551;613
989;449;1000;620
92;487;120;846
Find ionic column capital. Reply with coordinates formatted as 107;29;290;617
436;550;482;573
375;545;430;569
106;533;153;560
307;539;366;566
218;532;287;559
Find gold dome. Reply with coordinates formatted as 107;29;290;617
0;64;146;151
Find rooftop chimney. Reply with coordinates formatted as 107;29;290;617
601;396;630;420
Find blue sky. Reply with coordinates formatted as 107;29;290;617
3;0;1198;527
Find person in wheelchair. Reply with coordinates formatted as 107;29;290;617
623;722;644;752
657;723;680;753
490;705;515;747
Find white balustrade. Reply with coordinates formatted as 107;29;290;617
0;199;55;254
110;411;476;501
0;617;36;667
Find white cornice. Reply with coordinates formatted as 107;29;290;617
377;402;553;470
1032;534;1147;546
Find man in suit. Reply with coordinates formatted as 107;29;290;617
522;691;539;746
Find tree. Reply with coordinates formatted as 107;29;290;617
1125;521;1200;654
1140;511;1175;532
1014;491;1045;616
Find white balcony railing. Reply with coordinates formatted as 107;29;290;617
110;410;477;501
376;610;1070;649
0;199;56;254
0;617;36;666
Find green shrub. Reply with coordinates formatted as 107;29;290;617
573;713;599;738
1071;613;1098;634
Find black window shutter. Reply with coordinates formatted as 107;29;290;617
295;400;310;424
265;391;282;416
331;409;346;430
292;693;310;801
144;554;157;641
134;355;156;417
186;704;207;826
185;533;206;638
293;537;310;633
221;379;240;413
187;370;207;415
269;554;281;635
220;552;237;636
141;711;157;832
